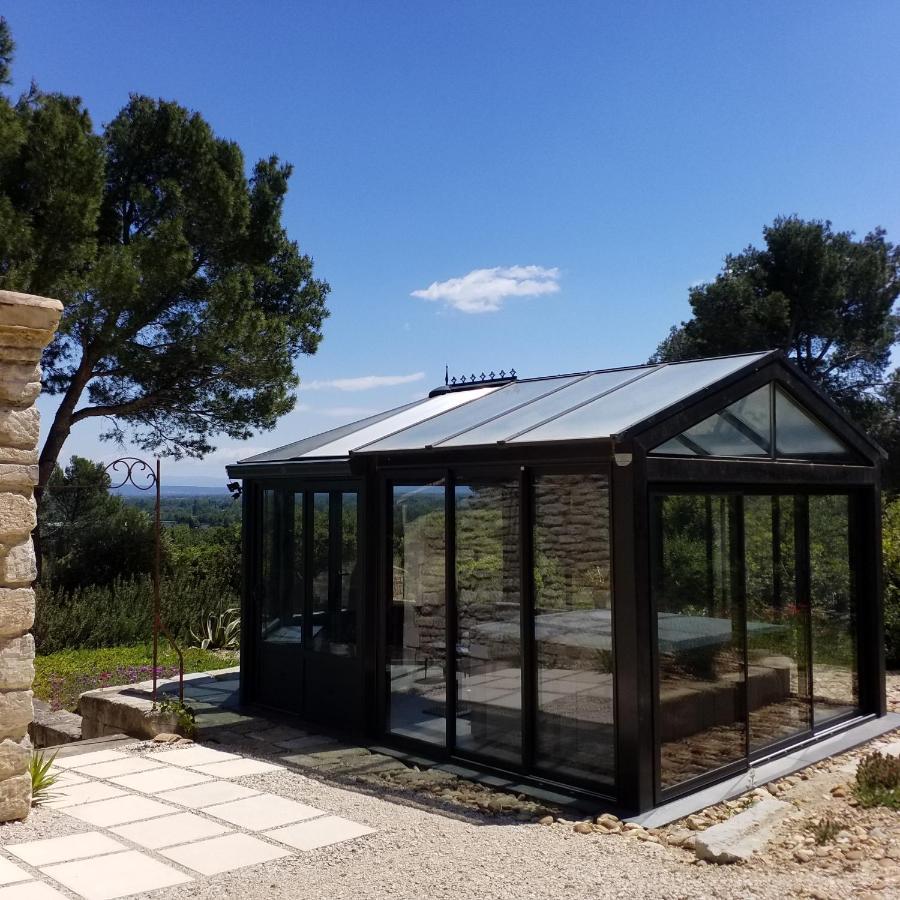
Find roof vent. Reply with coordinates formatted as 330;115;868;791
429;366;517;397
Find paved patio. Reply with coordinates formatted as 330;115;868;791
0;744;374;899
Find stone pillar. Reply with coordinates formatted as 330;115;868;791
0;290;62;821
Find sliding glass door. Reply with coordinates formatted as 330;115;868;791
653;490;859;797
386;470;616;792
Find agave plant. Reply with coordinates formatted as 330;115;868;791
30;750;59;806
190;607;240;651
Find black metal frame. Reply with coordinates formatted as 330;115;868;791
227;353;886;815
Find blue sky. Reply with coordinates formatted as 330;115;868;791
5;1;899;482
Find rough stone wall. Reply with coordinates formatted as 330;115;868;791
396;476;613;669
0;289;63;821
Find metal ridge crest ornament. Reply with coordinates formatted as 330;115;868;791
444;366;518;388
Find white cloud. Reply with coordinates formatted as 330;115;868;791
411;265;561;314
303;372;425;392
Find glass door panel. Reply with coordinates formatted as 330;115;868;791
744;495;811;751
654;495;746;791
809;495;858;724
310;492;331;651
388;482;447;745
455;480;522;765
533;473;614;787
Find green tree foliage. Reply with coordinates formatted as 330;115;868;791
40;456;155;592
652;217;899;478
884;497;900;667
0;19;329;500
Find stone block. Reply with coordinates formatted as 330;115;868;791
0;690;34;741
79;688;180;740
30;707;81;748
0;324;58;358
0;736;30;780
0;542;36;587
0;635;34;691
0;492;36;545
0;588;34;636
0;771;30;821
694;797;797;863
0;465;38;491
0;290;63;328
0;407;39;450
0;447;38;465
0;362;42;407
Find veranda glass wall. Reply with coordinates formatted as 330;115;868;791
651;490;860;795
386;470;616;792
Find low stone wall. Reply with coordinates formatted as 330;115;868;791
0;289;63;821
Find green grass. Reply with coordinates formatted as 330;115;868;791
34;644;238;712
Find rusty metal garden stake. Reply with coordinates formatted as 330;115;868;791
104;457;184;702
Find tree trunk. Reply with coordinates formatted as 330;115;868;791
34;356;94;577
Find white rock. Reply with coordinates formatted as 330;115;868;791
694;798;797;864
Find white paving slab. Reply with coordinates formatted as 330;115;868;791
42;850;192;900
159;833;290;876
72;756;162;778
191;758;281;779
110;812;232;850
62;795;177;828
150;746;239;768
156;780;261;809
266;815;375;850
204;794;323;831
0;883;68;899
8;832;126;867
0;857;31;886
48;773;88;789
73;757;164;779
109;768;213;794
52;750;126;770
43;783;127;809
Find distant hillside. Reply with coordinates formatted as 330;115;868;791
112;483;230;498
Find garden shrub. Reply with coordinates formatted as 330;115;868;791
884;498;900;668
34;568;239;655
855;751;900;809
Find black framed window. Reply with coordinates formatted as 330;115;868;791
455;479;522;765
533;473;615;787
652;489;860;795
257;486;359;655
387;481;447;745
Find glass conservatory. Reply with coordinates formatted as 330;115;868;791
227;350;886;813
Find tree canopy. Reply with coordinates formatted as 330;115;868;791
0;18;330;495
653;216;899;484
40;456;155;592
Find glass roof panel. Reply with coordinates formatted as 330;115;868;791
240;398;427;463
775;387;850;458
438;369;655;447
510;354;766;444
650;385;771;457
312;386;498;457
357;376;583;452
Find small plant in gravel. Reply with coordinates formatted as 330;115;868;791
29;750;59;806
808;813;842;844
154;697;197;738
855;751;900;809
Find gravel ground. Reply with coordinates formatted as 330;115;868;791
1;760;892;900
2;673;897;900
